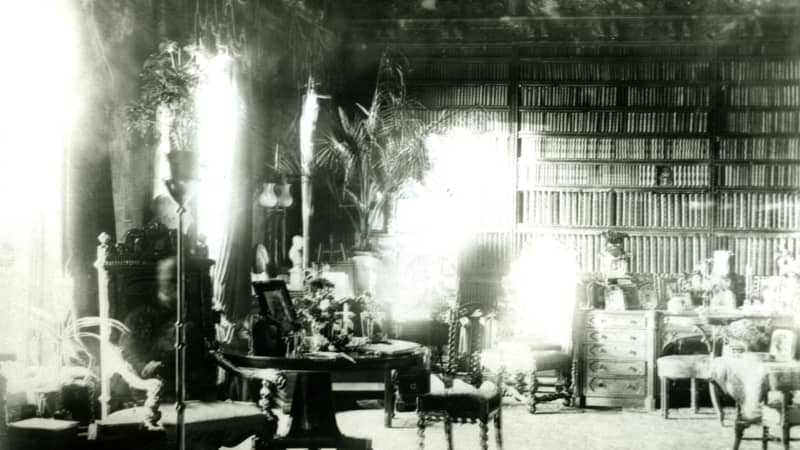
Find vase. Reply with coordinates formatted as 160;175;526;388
351;252;380;295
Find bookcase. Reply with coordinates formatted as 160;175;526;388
392;29;800;289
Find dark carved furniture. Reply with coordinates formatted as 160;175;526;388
416;302;503;450
215;347;427;450
91;223;280;449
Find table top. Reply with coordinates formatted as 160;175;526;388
214;339;426;376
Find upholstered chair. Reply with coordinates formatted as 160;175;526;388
416;302;503;450
759;329;800;450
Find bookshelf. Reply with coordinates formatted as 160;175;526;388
385;19;800;282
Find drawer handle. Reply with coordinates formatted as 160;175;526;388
629;350;637;355
630;320;638;325
630;336;637;341
627;383;638;391
598;382;606;388
629;366;638;373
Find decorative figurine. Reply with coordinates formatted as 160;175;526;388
288;235;304;290
600;230;630;278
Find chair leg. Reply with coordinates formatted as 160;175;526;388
763;426;770;450
528;372;539;414
443;417;454;450
690;377;698;414
479;418;489;450
660;377;669;419
781;424;789;450
494;409;503;450
708;380;725;426
417;414;426;450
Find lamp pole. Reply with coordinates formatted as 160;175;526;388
165;150;198;450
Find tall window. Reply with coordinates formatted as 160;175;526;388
0;0;77;363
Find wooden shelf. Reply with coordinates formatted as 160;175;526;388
517;106;711;112
520;159;710;164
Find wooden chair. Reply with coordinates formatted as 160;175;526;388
759;329;800;450
90;223;282;450
416;302;503;450
657;349;723;421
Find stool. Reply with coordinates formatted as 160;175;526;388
7;418;80;450
656;354;722;423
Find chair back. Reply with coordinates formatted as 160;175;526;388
444;300;497;387
769;328;798;362
95;222;216;418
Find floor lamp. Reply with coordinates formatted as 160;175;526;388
165;150;198;450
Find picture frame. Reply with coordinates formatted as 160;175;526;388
251;280;297;356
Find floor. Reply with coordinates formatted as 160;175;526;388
281;404;778;450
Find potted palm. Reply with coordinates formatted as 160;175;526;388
318;60;432;248
316;58;433;293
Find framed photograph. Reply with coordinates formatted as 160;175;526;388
251;280;297;356
252;280;297;326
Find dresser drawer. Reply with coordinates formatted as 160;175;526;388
662;315;702;330
584;342;646;360
585;376;646;397
585;328;646;344
586;314;646;330
586;359;646;377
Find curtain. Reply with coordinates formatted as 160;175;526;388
194;56;253;322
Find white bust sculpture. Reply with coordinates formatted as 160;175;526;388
289;235;303;269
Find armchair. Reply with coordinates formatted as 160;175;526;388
90;223;282;450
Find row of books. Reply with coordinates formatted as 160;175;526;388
625;234;708;274
717;192;800;230
412;109;510;133
519;136;710;160
714;236;800;276
410;84;508;107
519;111;709;133
717;164;800;188
719;60;800;81
515;231;607;273
407;62;509;81
626;86;711;107
614;191;709;229
518;190;613;227
519;85;617;107
519;62;712;81
724;85;800;107
519;45;716;59
517;163;710;187
718;137;800;160
459;231;513;273
725;111;800;133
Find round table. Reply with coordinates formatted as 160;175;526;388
220;346;426;450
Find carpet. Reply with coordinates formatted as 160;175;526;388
272;403;778;450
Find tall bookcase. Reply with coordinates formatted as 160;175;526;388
356;16;800;305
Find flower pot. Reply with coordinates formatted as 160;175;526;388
166;150;200;181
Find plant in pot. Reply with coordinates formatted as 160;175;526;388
1;307;129;424
316;56;434;293
128;40;203;182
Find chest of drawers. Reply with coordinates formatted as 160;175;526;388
578;310;656;409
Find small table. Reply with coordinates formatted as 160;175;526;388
220;341;426;450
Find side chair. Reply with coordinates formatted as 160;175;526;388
416;303;503;450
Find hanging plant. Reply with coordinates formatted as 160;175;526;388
127;40;202;152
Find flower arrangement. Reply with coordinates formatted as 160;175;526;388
723;319;772;353
293;278;354;352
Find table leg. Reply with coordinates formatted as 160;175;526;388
267;372;372;450
384;369;394;428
